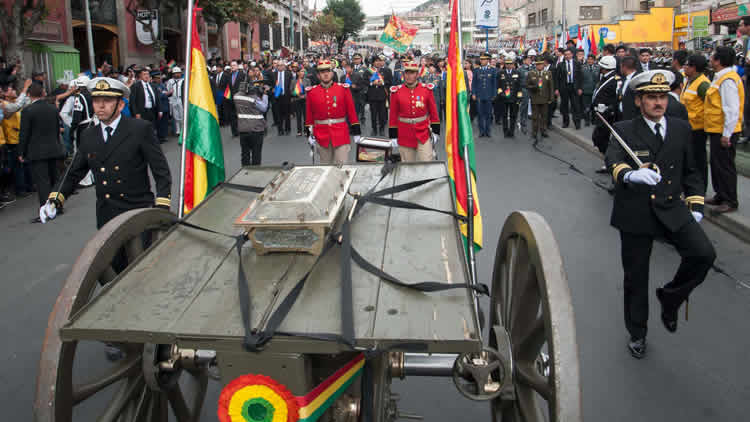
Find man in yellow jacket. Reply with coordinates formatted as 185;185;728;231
1;84;33;203
704;46;743;213
680;54;711;192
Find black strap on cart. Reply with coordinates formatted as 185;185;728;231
178;163;489;353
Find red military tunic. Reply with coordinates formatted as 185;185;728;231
388;83;440;148
305;82;360;148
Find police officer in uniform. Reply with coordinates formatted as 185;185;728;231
305;59;361;164
604;70;715;359
68;76;94;148
497;56;523;137
526;57;555;141
472;53;498;138
40;77;172;228
591;56;621;162
388;62;440;162
366;55;393;136
350;53;370;126
235;80;269;165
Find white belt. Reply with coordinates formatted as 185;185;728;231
238;114;264;119
314;118;346;125
398;115;428;124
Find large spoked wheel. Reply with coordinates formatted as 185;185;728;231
489;211;581;422
34;208;208;422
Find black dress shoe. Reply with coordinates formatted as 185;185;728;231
595;165;609;174
628;337;647;359
574;123;581;130
705;196;722;206
656;288;678;333
541;132;549;138
31;217;42;224
562;123;570;128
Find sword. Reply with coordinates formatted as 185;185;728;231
50;148;80;208
595;112;660;175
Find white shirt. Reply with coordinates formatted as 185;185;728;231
641;61;649;71
142;81;155;109
566;60;574;83
668;92;680;102
100;114;122;142
166;78;183;101
277;71;285;94
60;96;75;126
713;67;741;138
643;115;667;140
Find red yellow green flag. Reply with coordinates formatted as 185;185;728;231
445;0;482;252
379;14;417;54
183;8;225;213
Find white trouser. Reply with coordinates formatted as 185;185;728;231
170;99;184;133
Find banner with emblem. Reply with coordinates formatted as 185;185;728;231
379;14;418;54
475;0;498;28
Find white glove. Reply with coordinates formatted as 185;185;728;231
353;135;361;144
431;133;440;145
39;201;57;224
624;168;662;185
595;104;607;113
692;211;703;223
390;138;398;149
307;136;316;147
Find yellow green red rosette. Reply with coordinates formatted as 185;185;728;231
218;374;299;422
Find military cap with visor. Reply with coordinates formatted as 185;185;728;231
402;61;419;72
87;77;130;98
630;70;674;93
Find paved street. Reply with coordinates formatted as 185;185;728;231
1;118;749;421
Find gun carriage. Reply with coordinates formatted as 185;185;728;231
34;162;581;422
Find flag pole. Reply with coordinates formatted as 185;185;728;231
178;0;196;219
456;0;477;287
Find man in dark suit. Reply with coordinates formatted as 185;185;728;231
636;48;653;73
18;83;65;220
215;65;230;126
41;77;172;229
618;56;640;121
667;72;689;121
604;70;715;359
556;48;584;128
272;61;294;135
224;61;246;137
129;68;161;126
366;55;393;136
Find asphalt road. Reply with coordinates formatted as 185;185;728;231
1;118;748;421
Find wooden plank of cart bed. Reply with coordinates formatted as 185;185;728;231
163;164;395;353
61;168;281;342
372;162;481;353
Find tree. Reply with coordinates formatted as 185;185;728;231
322;0;364;51
239;1;276;58
0;0;48;74
306;12;343;55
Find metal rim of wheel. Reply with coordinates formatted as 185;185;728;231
489;211;582;422
33;208;208;422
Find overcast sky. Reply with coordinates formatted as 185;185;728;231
314;0;428;17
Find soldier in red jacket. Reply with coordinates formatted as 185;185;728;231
388;61;440;162
305;59;361;164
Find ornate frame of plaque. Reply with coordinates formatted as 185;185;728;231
234;166;357;255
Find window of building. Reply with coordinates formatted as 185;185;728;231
579;6;602;20
541;9;548;23
528;12;536;26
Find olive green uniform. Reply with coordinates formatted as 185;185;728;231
526;69;555;137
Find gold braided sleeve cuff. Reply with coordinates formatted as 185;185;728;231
48;192;65;206
685;195;705;214
611;163;632;184
155;197;171;208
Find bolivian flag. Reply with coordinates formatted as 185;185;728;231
379;14;417;54
183;8;225;213
445;0;482;252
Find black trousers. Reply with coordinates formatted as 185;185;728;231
547;99;556;127
559;84;582;125
270;96;280;126
691;130;708;194
273;96;291;133
708;132;738;208
619;220;715;339
240;131;264;166
502;101;519;135
493;97;504;124
294;99;306;133
227;100;238;136
31;158;59;206
354;94;367;123
369;100;387;132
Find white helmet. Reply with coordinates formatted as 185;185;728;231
72;75;91;88
171;66;182;74
527;49;537;56
598;55;617;70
